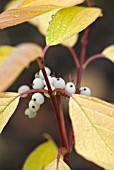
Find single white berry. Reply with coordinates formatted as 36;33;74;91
18;85;30;97
43;76;53;86
32;93;44;105
35;72;39;78
53;77;65;89
65;82;76;94
39;67;51;79
32;78;44;89
44;85;55;98
79;87;91;96
29;100;40;112
25;108;37;118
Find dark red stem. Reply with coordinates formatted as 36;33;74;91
20;88;48;97
83;53;105;69
76;27;90;90
56;95;69;163
37;56;69;164
86;0;94;7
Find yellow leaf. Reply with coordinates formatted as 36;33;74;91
0;43;43;91
0;92;20;133
102;45;114;63
19;0;85;8
0;5;58;29
44;159;71;170
46;6;102;46
0;45;14;66
23;139;58;170
62;34;78;47
69;94;114;170
5;0;24;10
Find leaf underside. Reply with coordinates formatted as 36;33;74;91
0;92;20;133
69;94;114;170
0;43;42;91
102;44;114;63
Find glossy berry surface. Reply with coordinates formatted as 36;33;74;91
32;78;44;89
29;100;40;112
53;77;65;89
39;67;51;79
79;87;91;96
65;82;76;94
32;93;45;105
18;85;30;97
25;108;37;118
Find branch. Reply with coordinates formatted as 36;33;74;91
83;54;105;69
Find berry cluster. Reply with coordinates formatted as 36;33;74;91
18;66;91;118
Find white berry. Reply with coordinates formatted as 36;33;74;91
44;85;55;98
79;87;91;96
32;78;44;89
25;108;37;118
65;82;76;94
18;85;30;97
32;93;44;105
29;100;40;112
53;77;65;89
39;67;51;79
43;76;53;86
35;72;39;78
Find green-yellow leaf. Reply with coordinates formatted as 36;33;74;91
0;92;20;133
0;45;14;66
44;159;71;170
19;0;85;8
46;6;102;46
69;94;114;170
0;5;59;29
102;45;114;63
23;139;58;170
0;43;43;92
30;10;78;47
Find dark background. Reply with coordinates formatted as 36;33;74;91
0;0;114;170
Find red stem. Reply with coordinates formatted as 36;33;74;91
20;88;48;97
37;56;69;164
86;0;94;7
56;96;69;163
42;45;49;61
83;54;105;69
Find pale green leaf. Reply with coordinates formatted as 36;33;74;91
69;94;114;170
19;0;85;8
0;43;42;91
23;139;58;170
102;45;114;63
44;159;71;170
0;92;20;133
0;46;14;66
46;6;102;46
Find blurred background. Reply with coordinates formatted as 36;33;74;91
0;0;114;170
